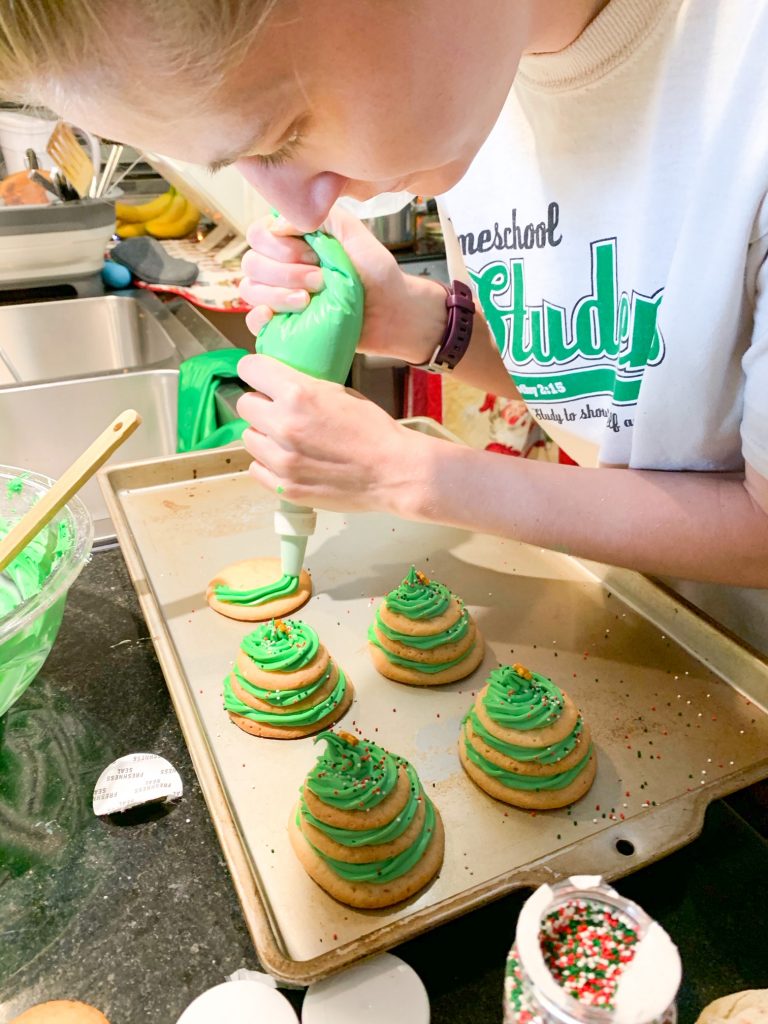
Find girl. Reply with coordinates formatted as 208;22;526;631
2;0;767;598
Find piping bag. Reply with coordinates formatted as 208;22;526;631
255;226;364;580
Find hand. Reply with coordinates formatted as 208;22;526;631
236;354;432;514
239;205;446;364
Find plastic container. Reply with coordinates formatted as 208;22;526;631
0;110;101;178
504;876;681;1024
0;467;93;717
0;109;55;173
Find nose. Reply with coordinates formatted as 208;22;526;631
235;158;347;232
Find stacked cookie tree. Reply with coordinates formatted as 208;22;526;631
289;730;444;907
368;566;484;685
460;663;596;809
223;619;353;739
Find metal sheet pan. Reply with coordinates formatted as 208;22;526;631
99;441;768;984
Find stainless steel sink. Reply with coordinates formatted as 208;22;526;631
0;370;179;543
0;291;194;385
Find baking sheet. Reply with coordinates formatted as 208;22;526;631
100;443;768;983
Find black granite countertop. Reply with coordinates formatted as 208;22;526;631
1;549;766;1024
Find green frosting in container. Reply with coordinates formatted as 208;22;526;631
240;618;318;672
384;565;453;620
301;760;422;847
256;229;364;385
223;666;347;725
306;731;399;811
463;732;593;790
367;624;476;673
300;796;437;883
214;572;299;607
0;516;71;620
373;606;470;649
466;707;584;764
483;665;565;731
232;662;332;707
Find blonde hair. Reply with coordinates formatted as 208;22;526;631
0;1;276;112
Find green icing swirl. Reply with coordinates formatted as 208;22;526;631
300;796;437;883
465;708;583;765
215;572;298;606
241;619;318;672
463;728;593;790
384;565;453;620
301;761;421;847
373;606;469;649
307;731;398;811
368;624;475;673
483;665;565;731
223;666;346;725
232;662;331;707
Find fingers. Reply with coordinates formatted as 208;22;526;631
245;216;318;263
238;279;311;312
241;249;324;292
241;215;325;321
245;304;273;334
238;354;304;398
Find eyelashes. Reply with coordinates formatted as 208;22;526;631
252;131;304;170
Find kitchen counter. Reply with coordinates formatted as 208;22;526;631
0;549;766;1024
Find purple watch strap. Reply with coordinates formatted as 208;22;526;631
432;280;475;371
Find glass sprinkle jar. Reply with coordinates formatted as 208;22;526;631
504;876;680;1024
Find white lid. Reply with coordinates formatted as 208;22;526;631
92;753;183;816
302;954;429;1024
176;980;298;1024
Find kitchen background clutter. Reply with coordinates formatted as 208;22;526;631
0;103;766;1024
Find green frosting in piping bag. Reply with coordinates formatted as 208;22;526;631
250;219;364;586
215;572;299;607
256;229;364;384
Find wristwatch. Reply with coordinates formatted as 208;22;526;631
411;280;476;373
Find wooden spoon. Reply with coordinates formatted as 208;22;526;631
0;409;141;574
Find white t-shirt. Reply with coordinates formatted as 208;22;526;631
441;0;768;476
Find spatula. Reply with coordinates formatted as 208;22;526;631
0;409;141;574
46;121;96;198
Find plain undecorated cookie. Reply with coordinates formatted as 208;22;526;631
697;991;768;1024
11;1002;110;1024
289;802;445;909
206;556;312;621
459;736;598;810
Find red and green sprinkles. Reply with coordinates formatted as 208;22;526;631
540;899;638;1008
505;898;639;1020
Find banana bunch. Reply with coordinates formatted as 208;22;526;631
115;187;200;239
